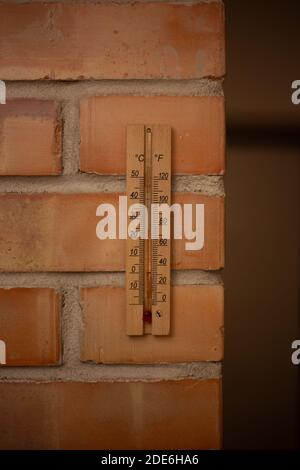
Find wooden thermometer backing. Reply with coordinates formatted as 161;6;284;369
126;125;171;336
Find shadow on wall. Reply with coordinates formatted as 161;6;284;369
224;0;300;449
224;131;300;449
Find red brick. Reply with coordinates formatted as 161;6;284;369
0;193;224;272
80;96;225;175
0;3;225;80
81;285;224;364
0;379;222;449
0;100;61;175
0;288;60;366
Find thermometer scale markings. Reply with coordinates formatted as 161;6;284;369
126;124;171;336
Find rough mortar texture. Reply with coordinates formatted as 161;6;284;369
0;175;224;196
0;362;222;383
6;80;223;100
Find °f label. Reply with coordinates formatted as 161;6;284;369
126;125;171;336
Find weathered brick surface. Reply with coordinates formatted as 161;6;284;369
81;285;224;364
0;1;225;450
0;100;61;175
0;379;222;450
0;3;225;80
80;96;225;175
0;193;224;272
0;288;60;366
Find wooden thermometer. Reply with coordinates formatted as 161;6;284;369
126;125;171;336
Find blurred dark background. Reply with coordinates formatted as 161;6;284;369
224;0;300;449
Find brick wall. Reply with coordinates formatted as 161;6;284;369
0;0;225;450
